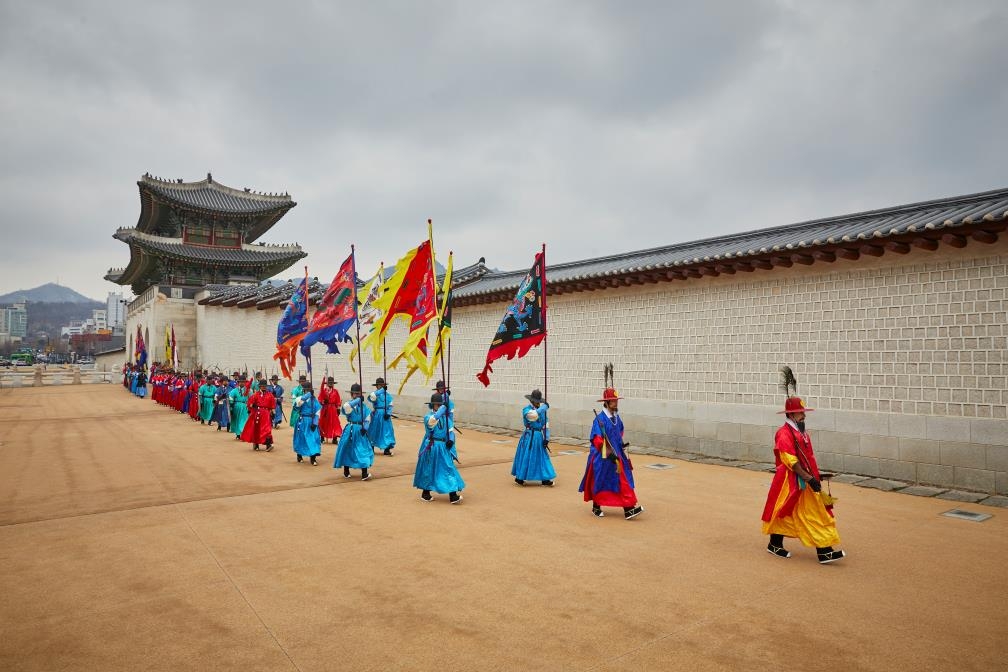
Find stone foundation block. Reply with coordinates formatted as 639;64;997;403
817;430;859;456
816;452;845;473
739;423;771;445
953;467;996;493
879;459;917;482
926;416;972;442
918;463;955;488
986;446;1008;472
860;435;900;460
843;454;880;477
899;438;940;464
939;441;987;469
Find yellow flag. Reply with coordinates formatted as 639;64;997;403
349;263;384;374
164;325;172;368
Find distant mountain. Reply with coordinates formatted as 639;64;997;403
0;283;98;304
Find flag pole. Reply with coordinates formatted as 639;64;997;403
541;243;548;403
305;265;312;395
351;245;363;394
429;220;448;390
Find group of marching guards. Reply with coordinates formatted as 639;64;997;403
122;364;844;563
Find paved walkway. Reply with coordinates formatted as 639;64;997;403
1;385;1005;671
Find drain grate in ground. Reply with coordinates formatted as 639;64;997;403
556;450;581;455
941;509;992;522
646;463;675;470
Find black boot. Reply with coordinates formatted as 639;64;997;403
592;504;604;518
768;534;791;558
362;469;372;481
624;506;643;520
420;490;433;502
817;547;846;564
310;455;317;466
449;491;462;505
343;466;351;478
514;478;525;486
297;454;303;462
253;444;259;451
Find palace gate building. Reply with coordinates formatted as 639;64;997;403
106;173;306;367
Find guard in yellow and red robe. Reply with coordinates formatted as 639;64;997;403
241;384;276;451
762;397;846;564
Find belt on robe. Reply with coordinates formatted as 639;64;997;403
348;421;363;425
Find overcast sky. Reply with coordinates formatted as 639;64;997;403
0;0;1005;300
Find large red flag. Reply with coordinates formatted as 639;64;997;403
367;238;438;367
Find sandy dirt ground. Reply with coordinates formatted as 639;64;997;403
0;384;1006;671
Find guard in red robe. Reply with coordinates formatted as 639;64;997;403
241;385;276;451
762;397;845;564
318;377;343;444
188;375;201;420
173;375;186;412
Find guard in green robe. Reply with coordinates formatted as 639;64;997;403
289;374;307;428
198;378;216;425
228;382;250;439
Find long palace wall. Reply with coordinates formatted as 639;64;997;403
193;239;1008;495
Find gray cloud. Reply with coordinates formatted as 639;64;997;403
0;0;1005;300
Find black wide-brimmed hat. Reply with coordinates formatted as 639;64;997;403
428;393;444;407
270;375;279;381
525;389;544;403
350;383;362;393
326;376;335;383
432;380;446;390
374;377;386;387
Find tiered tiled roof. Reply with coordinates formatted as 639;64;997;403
105;229;305;287
136;173;296;243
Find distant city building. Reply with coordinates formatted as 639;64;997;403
6;302;27;339
106;292;126;330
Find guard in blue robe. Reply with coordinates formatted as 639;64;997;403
293;383;322;465
578;388;643;520
333;383;374;479
129;369;138;395
269;375;285;428
181;376;194;415
211;380;231;431
511;389;556;486
413;393;465;503
136;370;147;398
367;377;397;455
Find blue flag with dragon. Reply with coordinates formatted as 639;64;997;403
476;251;547;387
